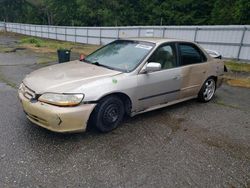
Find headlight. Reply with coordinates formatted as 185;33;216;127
38;93;84;107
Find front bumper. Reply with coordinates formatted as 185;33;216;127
18;90;96;133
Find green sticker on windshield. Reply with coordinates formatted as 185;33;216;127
112;78;118;84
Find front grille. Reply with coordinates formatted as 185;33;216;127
21;84;38;100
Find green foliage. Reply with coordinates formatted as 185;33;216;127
0;0;43;23
0;0;249;26
225;61;250;72
210;0;250;24
20;37;44;47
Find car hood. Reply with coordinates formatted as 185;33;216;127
23;60;122;94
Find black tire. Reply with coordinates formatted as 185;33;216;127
91;96;125;133
198;78;216;103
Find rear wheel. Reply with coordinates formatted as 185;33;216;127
91;96;125;133
198;78;216;102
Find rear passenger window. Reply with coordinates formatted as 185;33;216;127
179;44;206;66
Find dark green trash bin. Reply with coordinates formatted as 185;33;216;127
57;49;71;63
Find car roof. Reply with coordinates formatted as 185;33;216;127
122;37;190;44
121;37;211;61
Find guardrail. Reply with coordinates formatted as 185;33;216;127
0;22;249;61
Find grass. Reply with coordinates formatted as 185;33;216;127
36;55;58;64
225;60;250;72
0;32;101;65
226;78;250;88
0;46;14;53
223;60;250;88
18;36;100;55
0;73;17;89
20;37;44;47
0;32;100;55
214;99;241;110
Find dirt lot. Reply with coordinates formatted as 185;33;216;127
0;33;249;188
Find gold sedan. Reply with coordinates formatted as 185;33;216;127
18;38;224;133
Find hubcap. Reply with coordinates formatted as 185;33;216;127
102;104;119;125
203;79;215;101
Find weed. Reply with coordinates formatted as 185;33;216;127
215;99;241;110
225;61;250;72
20;37;44;48
0;74;17;89
226;78;250;88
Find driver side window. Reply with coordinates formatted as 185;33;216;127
148;44;177;70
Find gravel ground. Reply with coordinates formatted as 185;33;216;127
0;35;249;188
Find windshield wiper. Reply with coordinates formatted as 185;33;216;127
83;59;118;71
92;62;116;70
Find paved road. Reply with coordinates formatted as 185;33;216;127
0;35;249;188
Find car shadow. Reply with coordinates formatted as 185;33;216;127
21;97;214;165
25;97;200;140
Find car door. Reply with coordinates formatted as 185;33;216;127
177;42;209;99
136;43;182;111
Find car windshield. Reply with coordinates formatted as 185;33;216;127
84;40;155;72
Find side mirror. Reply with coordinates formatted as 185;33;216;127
142;62;161;73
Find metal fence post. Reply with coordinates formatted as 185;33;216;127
47;25;49;39
4;21;7;32
24;24;26;35
30;24;32;36
237;27;247;60
99;28;102;45
55;27;58;40
162;28;165;38
117;28;120;39
194;27;198;42
74;27;77;43
86;28;89;44
65;27;67;41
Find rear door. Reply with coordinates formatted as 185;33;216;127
177;42;209;99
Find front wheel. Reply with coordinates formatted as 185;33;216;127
198;78;216;102
91;96;125;133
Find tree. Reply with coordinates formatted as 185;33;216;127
234;0;250;24
0;0;249;26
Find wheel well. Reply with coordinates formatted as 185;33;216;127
97;93;132;116
87;92;132;131
208;76;217;83
212;76;217;82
